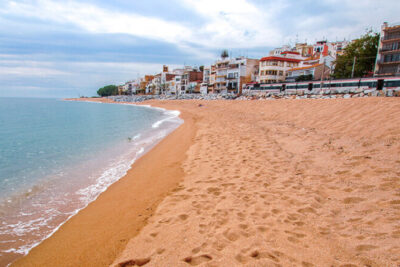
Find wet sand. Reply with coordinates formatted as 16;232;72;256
12;99;197;266
14;98;400;267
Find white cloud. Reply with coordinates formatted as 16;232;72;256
181;0;286;48
2;0;400;65
3;0;191;44
1;0;286;51
3;0;399;54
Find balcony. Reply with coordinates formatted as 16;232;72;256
377;59;400;65
382;36;400;42
216;64;228;69
379;48;400;53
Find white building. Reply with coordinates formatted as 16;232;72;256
213;57;259;93
259;56;301;83
122;80;141;94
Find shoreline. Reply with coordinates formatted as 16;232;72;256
12;97;400;266
11;98;197;266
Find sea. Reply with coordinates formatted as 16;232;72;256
0;97;182;266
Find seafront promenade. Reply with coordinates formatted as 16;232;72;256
15;98;400;267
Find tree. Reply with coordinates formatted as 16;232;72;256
295;74;313;82
221;49;229;59
199;65;204;72
97;85;118;97
332;30;379;79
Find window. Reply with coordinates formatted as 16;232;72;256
279;71;283;76
342;82;358;87
384;53;400;62
265;70;277;75
385;80;400;87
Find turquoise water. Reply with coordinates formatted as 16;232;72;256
0;98;181;265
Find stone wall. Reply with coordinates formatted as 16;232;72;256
107;87;400;103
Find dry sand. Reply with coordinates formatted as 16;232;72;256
15;98;400;267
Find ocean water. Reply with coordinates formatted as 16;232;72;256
0;98;182;266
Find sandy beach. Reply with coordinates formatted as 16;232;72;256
13;98;400;266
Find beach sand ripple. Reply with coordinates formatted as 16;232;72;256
113;98;400;267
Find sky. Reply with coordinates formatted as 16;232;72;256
0;0;399;98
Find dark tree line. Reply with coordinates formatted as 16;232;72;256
97;85;118;96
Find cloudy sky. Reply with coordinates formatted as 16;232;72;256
0;0;399;97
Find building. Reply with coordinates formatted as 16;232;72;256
286;63;331;82
295;43;313;57
209;65;216;92
117;85;124;95
170;75;182;95
122;80;141;95
313;41;329;56
375;22;400;76
327;40;349;58
259;55;301;83
139;75;154;94
209;57;258;93
146;74;161;94
181;67;203;94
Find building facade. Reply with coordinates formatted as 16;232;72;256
286;63;331;82
206;57;258;94
375;22;400;76
259;56;301;83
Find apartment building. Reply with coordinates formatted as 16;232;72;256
375;22;400;76
210;57;259;93
201;65;215;94
122;80;141;95
181;67;203;94
259;55;301;83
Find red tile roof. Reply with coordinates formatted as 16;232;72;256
260;56;301;63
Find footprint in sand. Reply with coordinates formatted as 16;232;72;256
118;257;151;267
183;254;212;266
343;197;365;204
355;244;378;252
